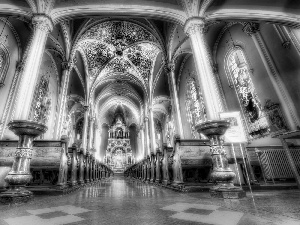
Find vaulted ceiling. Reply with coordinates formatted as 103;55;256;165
72;19;166;127
3;0;300;129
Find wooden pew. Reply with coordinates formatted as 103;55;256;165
170;138;245;191
161;144;173;185
0;137;70;191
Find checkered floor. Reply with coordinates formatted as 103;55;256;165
1;176;300;225
162;203;244;225
4;205;90;225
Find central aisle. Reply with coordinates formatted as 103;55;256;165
1;175;300;225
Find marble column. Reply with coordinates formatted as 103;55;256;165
184;17;224;119
55;61;72;139
13;15;53;120
165;64;184;138
85;152;90;183
149;107;156;154
144;117;151;157
140;126;146;159
70;144;78;186
82;106;89;154
242;22;300;129
87;117;95;152
0;15;52;204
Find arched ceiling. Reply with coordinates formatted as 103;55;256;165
75;20;163;127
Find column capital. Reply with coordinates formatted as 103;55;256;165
164;63;175;74
83;105;89;112
32;14;53;33
61;61;72;70
242;22;260;36
144;117;149;122
16;60;25;73
184;17;206;36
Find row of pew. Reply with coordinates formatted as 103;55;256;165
0;137;113;192
124;138;246;191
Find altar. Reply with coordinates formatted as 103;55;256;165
104;116;135;173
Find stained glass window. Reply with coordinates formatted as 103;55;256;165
185;77;207;138
225;47;270;139
0;46;9;87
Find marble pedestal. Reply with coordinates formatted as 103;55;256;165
195;120;245;199
0;120;47;204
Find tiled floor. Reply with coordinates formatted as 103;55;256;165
1;176;300;225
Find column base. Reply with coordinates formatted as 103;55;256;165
210;184;246;199
77;180;85;185
71;182;78;187
162;180;170;185
0;187;33;204
56;183;68;190
172;181;184;186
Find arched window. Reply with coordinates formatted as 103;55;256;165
30;75;52;124
225;47;269;139
185;77;207;138
0;45;9;87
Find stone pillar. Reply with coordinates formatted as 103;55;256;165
87;117;95;152
184;17;224;120
143;160;147;181
144;117;151;157
85;152;90;183
89;155;94;182
140;126;146;159
150;153;156;183
242;22;300;129
55;61;72;139
70;144;78;186
149;107;156;154
82;106;89;154
100;165;103;179
155;150;162;183
165;64;184;138
93;123;99;156
13;15;53;120
0;15;52;204
78;148;85;184
146;156;151;183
